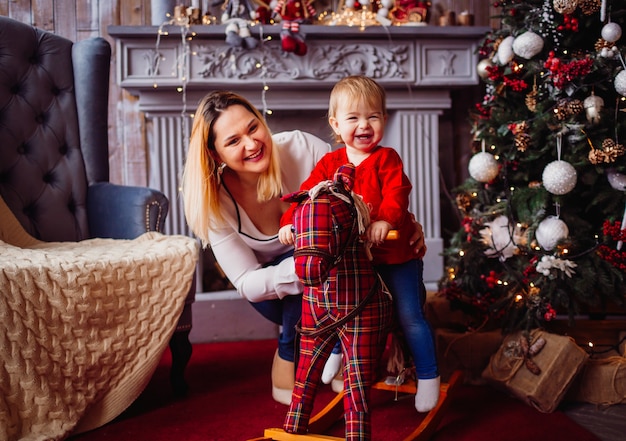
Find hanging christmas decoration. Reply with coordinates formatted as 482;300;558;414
469;141;500;182
601;138;626;161
495;35;515;65
477;58;493;80
579;0;601;15
607;168;626;190
525;79;538;112
553;0;578;15
583;91;604;124
543;160;577;194
535;215;569;250
479;215;524;261
595;37;619;58
615;70;626;97
543;135;577;194
601;22;623;43
512;31;544;59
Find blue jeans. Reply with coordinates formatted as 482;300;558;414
376;259;439;379
249;295;301;362
249;250;302;363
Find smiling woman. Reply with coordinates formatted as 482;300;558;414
180;90;332;405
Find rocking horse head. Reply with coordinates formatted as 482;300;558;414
282;163;371;287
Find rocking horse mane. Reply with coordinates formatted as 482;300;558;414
283;163;371;235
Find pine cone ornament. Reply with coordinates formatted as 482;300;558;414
567;99;584;115
595;38;613;52
588;147;606;165
515;133;532;152
579;0;600;15
553;0;578;15
526;87;538;112
554;100;569;120
602;139;626;162
456;193;471;213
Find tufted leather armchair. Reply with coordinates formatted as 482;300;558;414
0;16;195;395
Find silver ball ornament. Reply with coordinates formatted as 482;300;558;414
542;160;577;195
601;22;622;43
615;71;626;97
512;31;544;59
469;152;499;183
607;169;626;191
535;216;569;251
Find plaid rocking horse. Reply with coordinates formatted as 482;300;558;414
281;163;393;441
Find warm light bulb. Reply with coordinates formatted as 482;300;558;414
515;294;523;302
459;250;465;257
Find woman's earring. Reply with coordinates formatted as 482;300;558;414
217;162;226;183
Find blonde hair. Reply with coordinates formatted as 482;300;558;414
181;91;282;247
328;75;388;144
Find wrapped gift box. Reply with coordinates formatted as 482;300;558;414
424;291;473;329
566;350;626;406
482;329;589;413
435;328;504;384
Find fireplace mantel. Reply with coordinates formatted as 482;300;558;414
109;24;488;287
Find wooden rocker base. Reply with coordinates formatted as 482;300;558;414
249;370;463;441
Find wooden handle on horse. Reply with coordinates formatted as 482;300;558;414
386;230;399;240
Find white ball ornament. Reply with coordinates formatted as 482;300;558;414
496;36;515;65
615;71;626;97
512;31;544;59
469;152;499;183
601;22;622;43
535;216;569;251
542;160;577;195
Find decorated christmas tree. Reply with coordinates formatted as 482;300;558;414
439;0;626;333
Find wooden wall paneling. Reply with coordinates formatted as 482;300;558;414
31;0;55;31
4;0;31;23
53;0;77;41
108;0;151;186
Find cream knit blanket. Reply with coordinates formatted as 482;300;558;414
0;198;199;440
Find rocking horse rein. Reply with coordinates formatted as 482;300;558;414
293;182;383;338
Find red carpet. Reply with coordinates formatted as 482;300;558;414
70;339;600;441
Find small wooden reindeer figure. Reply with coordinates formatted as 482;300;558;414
281;164;393;441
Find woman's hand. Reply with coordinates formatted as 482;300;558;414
278;224;295;245
409;214;427;259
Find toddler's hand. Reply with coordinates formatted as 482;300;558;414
279;224;295;245
367;220;392;245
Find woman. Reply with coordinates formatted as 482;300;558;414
181;91;426;405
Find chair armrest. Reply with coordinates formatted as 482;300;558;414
87;182;169;239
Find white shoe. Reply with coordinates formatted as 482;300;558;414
321;352;342;384
271;350;294;406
